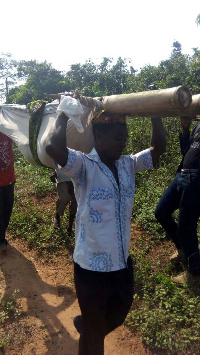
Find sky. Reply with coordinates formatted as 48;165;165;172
1;0;200;72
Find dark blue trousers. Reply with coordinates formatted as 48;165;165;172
0;182;15;244
155;172;200;274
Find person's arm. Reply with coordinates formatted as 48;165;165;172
179;116;192;154
45;113;69;167
149;117;166;167
46;89;83;166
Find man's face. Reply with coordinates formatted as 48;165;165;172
96;124;129;161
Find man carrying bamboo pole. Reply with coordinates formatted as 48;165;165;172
155;116;200;284
45;93;166;355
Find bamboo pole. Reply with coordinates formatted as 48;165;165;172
45;86;198;118
176;94;200;118
101;86;192;117
126;93;200;118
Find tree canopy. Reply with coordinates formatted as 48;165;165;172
0;39;200;105
196;13;200;26
0;53;18;102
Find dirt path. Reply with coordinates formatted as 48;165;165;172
0;238;168;355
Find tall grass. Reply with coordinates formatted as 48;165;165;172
9;152;74;256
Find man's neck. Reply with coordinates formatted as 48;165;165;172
98;152;116;169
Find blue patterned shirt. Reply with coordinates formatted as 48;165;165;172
58;148;153;272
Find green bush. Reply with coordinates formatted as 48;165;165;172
10;148;73;254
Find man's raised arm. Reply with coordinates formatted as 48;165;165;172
45;113;69;167
150;117;166;167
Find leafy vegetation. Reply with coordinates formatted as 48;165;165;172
10;152;73;256
124;119;200;353
0;289;23;348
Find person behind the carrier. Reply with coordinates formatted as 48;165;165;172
155;115;200;283
45;100;166;355
0;132;15;251
50;169;77;237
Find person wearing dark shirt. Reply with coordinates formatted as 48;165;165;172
0;132;15;251
155;116;200;283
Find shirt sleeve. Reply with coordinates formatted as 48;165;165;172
57;148;86;183
130;148;153;174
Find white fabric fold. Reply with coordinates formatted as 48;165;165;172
56;96;84;133
0;101;95;168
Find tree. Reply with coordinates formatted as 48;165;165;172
170;41;182;59
66;60;98;95
64;57;134;97
187;48;200;94
7;60;68;104
5;47;200;106
196;13;200;26
109;57;132;94
0;53;18;103
126;64;161;93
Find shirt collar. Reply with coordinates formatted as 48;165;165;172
86;148;120;191
86;148;123;165
86;148;99;162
